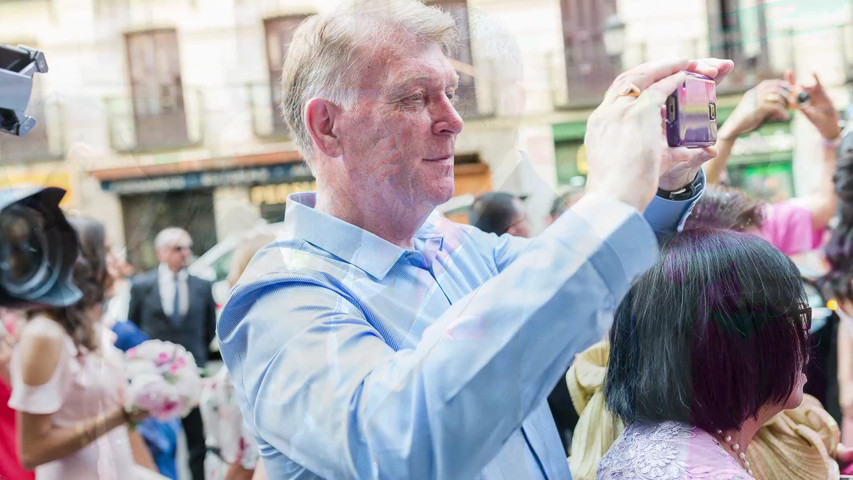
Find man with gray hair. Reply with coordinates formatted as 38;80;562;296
218;1;732;478
128;227;216;480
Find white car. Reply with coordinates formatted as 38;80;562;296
188;222;284;310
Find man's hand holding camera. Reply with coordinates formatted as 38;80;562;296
584;58;733;211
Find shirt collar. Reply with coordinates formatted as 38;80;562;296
158;263;187;280
286;192;445;279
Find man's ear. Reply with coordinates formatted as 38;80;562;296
305;98;342;158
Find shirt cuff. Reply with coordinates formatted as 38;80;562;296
645;169;706;234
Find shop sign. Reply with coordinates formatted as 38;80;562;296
101;163;312;194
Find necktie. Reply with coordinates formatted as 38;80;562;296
171;273;182;326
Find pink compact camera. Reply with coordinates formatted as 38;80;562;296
665;72;717;148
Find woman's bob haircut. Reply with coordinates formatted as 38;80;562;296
605;228;811;432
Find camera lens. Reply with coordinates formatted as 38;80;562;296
0;187;81;308
0;204;50;294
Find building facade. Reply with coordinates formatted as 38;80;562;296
0;0;851;267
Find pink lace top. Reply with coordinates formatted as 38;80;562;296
8;328;135;480
598;421;752;480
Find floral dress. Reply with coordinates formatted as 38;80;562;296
199;366;259;479
597;421;753;480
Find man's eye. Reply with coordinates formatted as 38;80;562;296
446;89;462;107
400;94;425;106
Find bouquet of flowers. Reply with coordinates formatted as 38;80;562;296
123;339;203;421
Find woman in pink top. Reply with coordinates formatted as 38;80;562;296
705;71;842;256
8;217;151;479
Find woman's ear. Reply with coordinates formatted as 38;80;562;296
305;98;343;158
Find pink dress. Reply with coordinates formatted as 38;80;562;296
8;331;136;480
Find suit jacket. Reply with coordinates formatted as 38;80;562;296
128;268;217;366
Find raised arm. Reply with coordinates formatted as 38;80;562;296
789;73;842;231
706;79;793;185
220;195;658;479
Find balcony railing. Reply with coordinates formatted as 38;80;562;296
104;86;204;153
0;95;63;164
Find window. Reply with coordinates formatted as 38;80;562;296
125;29;189;149
427;0;478;118
264;15;309;136
559;0;618;106
706;0;773;91
121;189;216;271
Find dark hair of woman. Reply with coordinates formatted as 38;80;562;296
605;228;811;433
822;134;853;301
682;185;766;232
42;216;113;352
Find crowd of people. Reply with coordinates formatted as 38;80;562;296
4;0;853;478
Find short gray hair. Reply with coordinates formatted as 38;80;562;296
280;0;459;165
154;227;190;250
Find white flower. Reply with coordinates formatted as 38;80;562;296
123;340;203;421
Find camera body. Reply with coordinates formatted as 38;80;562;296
665;72;718;148
789;89;811;109
0;44;48;137
1;45;81;308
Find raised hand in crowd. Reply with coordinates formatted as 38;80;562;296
794;71;843;141
708;72;841;185
707;72;841;234
716;78;795;143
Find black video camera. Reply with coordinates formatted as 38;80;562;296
1;44;81;308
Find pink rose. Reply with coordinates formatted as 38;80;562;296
156;399;183;421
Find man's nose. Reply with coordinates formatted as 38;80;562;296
432;95;463;136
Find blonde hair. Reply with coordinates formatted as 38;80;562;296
280;0;459;164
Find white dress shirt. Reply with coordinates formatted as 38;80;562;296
158;263;189;318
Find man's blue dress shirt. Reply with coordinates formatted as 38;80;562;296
218;178;702;479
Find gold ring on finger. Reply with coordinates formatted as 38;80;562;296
764;93;782;104
616;81;642;98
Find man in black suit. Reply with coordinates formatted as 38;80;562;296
128;227;215;480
